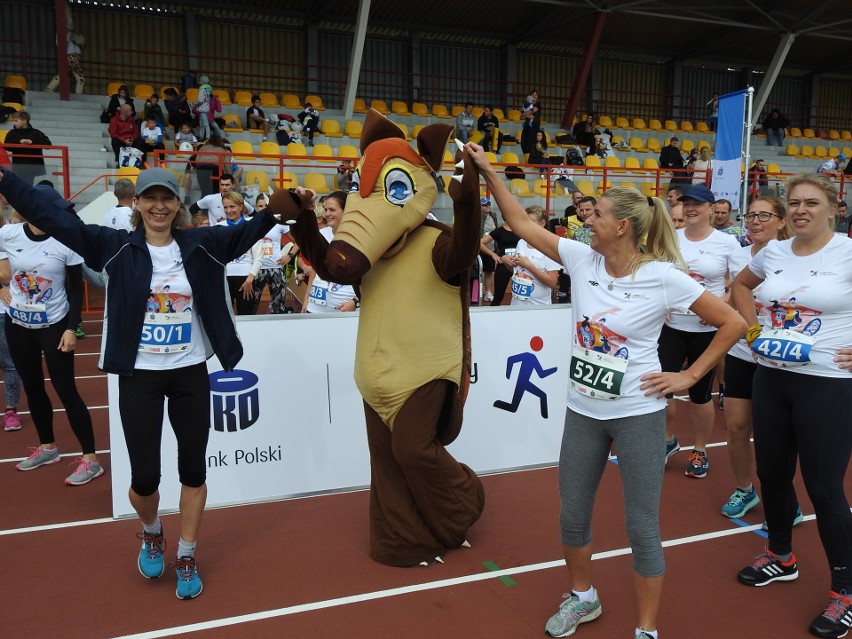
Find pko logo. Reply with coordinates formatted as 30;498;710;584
210;369;259;432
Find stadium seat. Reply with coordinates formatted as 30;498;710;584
2;102;23;112
815;145;830;159
312;143;335;162
230;141;255;161
412;124;425;138
473;107;484;118
432;104;452;119
632;118;648;130
221;114;243;132
304;172;331;194
304;95;325;110
451;105;464;117
532;178;548;196
353;98;368;113
344;120;363;138
259;141;281;159
502;131;519;145
395;123;411;140
321;119;342;138
786;144;799;156
624;157;641;170
0;130;7;143
286;142;307;157
616;117;630;129
680;121;694;133
843;146;852;157
584;155;602;168
338;145;359;160
604;156;621;169
442;150;454;166
370;99;390;114
282;94;302;109
766;163;781;174
214;89;231;106
243;170;270;192
799;145;814;159
664;120;678;132
106;82;122;97
640;182;657;198
507;109;523;123
803;128;816;139
260;92;279;107
484;152;499;164
159;85;178;99
273;171;298;189
649;119;663;131
696;122;709;133
3;75;26;90
643;158;659;169
620;182;637;189
493;109;505;120
392;101;411;116
790;127;802;138
599;115;613;127
509;178;533;197
842;131;852;141
117;166;140;183
134;84;154;100
681;140;695;153
646;138;662;153
502;152;521;165
629;137;648;152
577;180;596;196
829;130;841;140
412;102;429;117
233;90;253;106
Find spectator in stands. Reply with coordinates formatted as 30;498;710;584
103;178;135;231
692;147;713;185
337;159;355;191
297;103;320;146
520;90;541;155
45;28;86;95
568;196;596;245
672;158;695;186
4;111;51;186
819;153;846;178
191;75;224;143
163;87;192;133
761;108;789;147
190;173;252;226
477;106;501;152
245;96;269;141
180;70;197;93
572;115;598;151
749;159;768;196
528;131;549;176
713;199;750;247
138;117;166;166
107;84;135;119
455;102;476;144
192;137;230;198
108;104;142;165
707;93;719;132
142;94;168;131
659;137;685;183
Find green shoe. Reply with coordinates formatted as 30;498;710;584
74;325;86;339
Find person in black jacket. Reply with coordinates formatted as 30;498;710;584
106;84;135;119
0;167;283;601
477;105;501;152
761;109;790;147
659;137;685;185
4;111;51;186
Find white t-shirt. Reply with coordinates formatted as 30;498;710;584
197;193;254;226
666;228;739;332
0;250;8;315
134;241;207;370
307;226;356;313
0;224;84;328
558;238;704;419
104;205;134;231
510;239;561;306
259;224;290;270
216;220;261;277
748;235;852;377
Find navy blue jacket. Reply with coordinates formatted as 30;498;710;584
0;169;276;376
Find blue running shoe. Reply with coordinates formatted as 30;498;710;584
137;529;166;579
664;436;680;466
685;450;709;478
174;556;203;599
761;505;804;532
721;488;760;518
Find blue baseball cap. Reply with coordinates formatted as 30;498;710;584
480;196;492;206
678;184;716;204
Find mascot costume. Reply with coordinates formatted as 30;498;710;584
269;110;485;567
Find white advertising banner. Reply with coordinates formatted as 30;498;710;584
109;306;573;518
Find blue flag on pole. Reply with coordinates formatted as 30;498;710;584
711;90;747;206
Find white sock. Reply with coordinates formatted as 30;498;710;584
177;537;196;559
637;628;658;639
142;517;161;535
572;586;596;602
738;483;754;493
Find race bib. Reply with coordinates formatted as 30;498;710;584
511;274;534;301
9;301;48;329
504;248;517;257
261;239;275;257
309;280;328;306
569;346;628;400
752;327;816;367
138;312;192;354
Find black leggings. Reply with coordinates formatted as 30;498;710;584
118;363;210;496
227;275;257;315
491;263;513;306
752;365;852;592
5;314;94;453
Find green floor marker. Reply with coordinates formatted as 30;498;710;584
483;560;517;586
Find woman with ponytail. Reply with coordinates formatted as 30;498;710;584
466;142;745;639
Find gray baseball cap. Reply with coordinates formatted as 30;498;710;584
135;168;179;197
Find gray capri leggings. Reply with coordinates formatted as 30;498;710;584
559;407;666;578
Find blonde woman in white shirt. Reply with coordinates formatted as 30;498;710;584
508;205;560;306
465;141;744;639
692;146;712;185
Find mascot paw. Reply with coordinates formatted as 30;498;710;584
448;140;479;206
267;188;313;224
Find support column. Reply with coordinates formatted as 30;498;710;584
55;0;69;100
804;72;820;130
669;59;683;120
561;11;607;130
306;23;319;96
185;12;200;83
411;33;421;105
502;42;516;115
343;0;371;120
751;33;796;126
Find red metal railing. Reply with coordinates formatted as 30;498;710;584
2;144;72;198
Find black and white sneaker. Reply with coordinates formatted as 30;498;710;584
737;549;798;587
810;591;852;638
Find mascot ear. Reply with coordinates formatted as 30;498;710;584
360;108;405;155
417;123;454;173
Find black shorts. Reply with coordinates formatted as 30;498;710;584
657;324;717;404
480;250;496;272
724;354;757;400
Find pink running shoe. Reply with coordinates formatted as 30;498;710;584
4;409;22;431
65;458;105;486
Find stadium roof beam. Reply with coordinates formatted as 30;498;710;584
751;32;796;126
561;10;607;130
343;0;371;121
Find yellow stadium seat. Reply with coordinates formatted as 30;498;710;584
786;144;799;156
681;140;695;153
484;152;499;164
285;142;307;157
646;138;662;153
432;104;452;119
790;127;802;138
3;75;26;90
117;167;140;183
696;122;709;133
803;128;816;139
391;101;411;116
221;114;243;132
643;158;659;169
370;99;390;114
185;88;199;103
843;146;852;157
412;124;425;138
321;119;342;138
312;144;335;162
767;163;781;175
395;123;411;140
214;89;231;106
493;109;505;120
532;178;549;196
106;82;122;96
304;172;331;194
842;131;852;141
829;130;841;141
664;120;678;132
273;171;298;189
243;170;270;192
159;85;178;99
282;94;302;109
451;105;464;117
412;102;429;117
344;120;363;138
259;92;279;107
799;145;814;158
585;155;602;168
259;141;281;160
2;102;23;112
0;130;7;143
338;145;359;160
630;137;648;152
443;150;454;166
353;98;368;113
815;145;830;159
632;118;648;130
230;141;255;161
680;121;694;133
577;180;596;196
604;156;621;168
640;182;658;198
134;84;154;100
473;107;484;118
620;182;637;189
510;179;533;197
304;95;325;110
649;119;663;131
599;115;613;127
234;91;253;107
507;109;523;123
624;157;641;170
502;152;521;164
616;117;630;129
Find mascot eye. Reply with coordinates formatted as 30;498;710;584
350;169;361;192
384;169;415;206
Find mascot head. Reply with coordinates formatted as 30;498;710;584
324;109;454;283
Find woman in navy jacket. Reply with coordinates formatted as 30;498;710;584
0;167;283;600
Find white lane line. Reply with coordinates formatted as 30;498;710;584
0;517;115;536
0;374;107;385
0;448;111;465
109;518;812;639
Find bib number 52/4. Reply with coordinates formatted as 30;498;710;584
569;346;627;400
